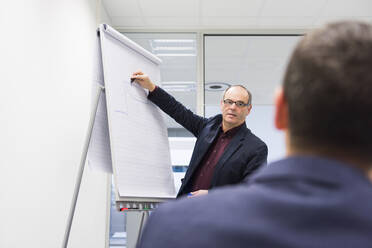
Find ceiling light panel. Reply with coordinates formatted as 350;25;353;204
153;47;195;51
150;39;196;57
161;81;196;92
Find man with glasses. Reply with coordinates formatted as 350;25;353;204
132;72;268;198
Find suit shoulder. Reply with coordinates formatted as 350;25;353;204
147;185;258;233
200;114;222;129
206;114;222;123
243;128;267;148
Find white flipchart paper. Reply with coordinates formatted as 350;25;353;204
87;24;176;201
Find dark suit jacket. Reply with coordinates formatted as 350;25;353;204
148;87;268;197
138;156;372;248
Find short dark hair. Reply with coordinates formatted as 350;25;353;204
283;21;372;162
223;85;252;106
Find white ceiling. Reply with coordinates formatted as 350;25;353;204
103;0;372;30
105;0;372;128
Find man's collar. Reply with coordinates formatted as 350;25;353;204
220;122;246;136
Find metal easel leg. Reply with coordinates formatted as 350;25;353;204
126;210;150;248
61;84;105;248
136;211;149;245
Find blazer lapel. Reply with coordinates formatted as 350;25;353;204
211;127;247;185
183;127;220;185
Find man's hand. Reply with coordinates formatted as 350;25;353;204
131;71;156;92
187;190;208;198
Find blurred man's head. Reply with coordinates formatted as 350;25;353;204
275;21;372;167
220;85;252;131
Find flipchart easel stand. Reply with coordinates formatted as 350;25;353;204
61;84;152;248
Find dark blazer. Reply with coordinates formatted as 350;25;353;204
138;156;372;248
148;87;268;197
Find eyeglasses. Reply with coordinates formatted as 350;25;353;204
223;99;250;108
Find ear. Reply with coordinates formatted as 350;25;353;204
274;87;289;130
246;104;252;116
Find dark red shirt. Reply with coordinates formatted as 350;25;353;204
191;123;244;191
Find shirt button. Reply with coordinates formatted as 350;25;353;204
213;150;216;153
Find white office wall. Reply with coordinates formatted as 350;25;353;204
0;1;112;248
